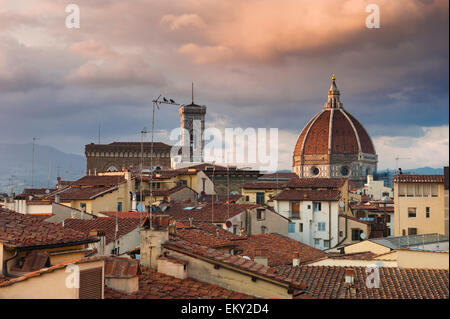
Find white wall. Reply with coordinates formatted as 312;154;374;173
275;200;339;250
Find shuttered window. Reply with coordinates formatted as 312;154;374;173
79;267;103;299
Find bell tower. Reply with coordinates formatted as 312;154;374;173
179;83;206;162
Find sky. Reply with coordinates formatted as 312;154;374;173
0;0;448;171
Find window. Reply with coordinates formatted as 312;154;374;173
415;184;422;197
202;179;206;192
156;182;161;189
351;229;362;241
314;239;320;246
232;226;237;234
299;223;303;232
261;226;267;234
307;205;311;210
356;211;366;218
339;231;343;237
399;184;406;197
323;240;330;248
117;202;122;212
423;184;430;197
431;184;438;197
256;192;265;205
257;209;265;221
80;203;86;211
245;195;250;202
408;207;416;218
311;167;320;176
179;180;187;185
288;223;295;233
408;228;417;235
317;222;326;232
385;215;391;223
426;207;430;218
79;267;103;299
313;202;321;212
291;202;300;219
341;166;349;176
406;184;414;197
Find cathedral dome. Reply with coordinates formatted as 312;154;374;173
292;75;377;182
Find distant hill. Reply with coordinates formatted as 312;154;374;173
0;143;85;194
402;167;445;175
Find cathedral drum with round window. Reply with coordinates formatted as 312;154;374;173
292;75;377;185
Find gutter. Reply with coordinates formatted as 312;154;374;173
2;249;19;278
6;238;99;252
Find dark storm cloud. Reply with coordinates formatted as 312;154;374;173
0;0;448;169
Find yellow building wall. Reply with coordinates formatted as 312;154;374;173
394;183;445;236
166;249;293;299
395;250;449;269
0;260;104;299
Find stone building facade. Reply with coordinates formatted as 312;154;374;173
85;142;172;174
292;75;378;185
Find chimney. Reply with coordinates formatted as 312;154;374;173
140;215;169;269
131;192;137;212
188;217;193;228
293;252;300;266
345;268;355;286
55;194;60;204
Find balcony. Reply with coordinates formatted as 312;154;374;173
289;212;300;220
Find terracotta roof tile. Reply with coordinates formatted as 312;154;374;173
286;178;346;188
243;182;288;189
0;208;98;248
275;265;449;299
393;174;444;183
104;257;141;278
104;266;255;299
234;233;327;267
164;202;260;223
164;239;307;290
63;217;141;245
274;189;341;201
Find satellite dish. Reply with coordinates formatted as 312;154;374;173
360;232;366;240
225;220;232;228
137;203;145;212
339;201;345;208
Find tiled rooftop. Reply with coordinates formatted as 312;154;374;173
273;189;341;201
142;184;193;197
44;186;118;201
275;265;449;299
0;208;98;248
234;233;327;267
286;178;346;189
164;202;260;223
242;182;288;190
104;257;141;278
104;266;255;299
71;175;126;186
63;217;141;245
393;174;444;183
164;238;307;290
198;194;242;203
